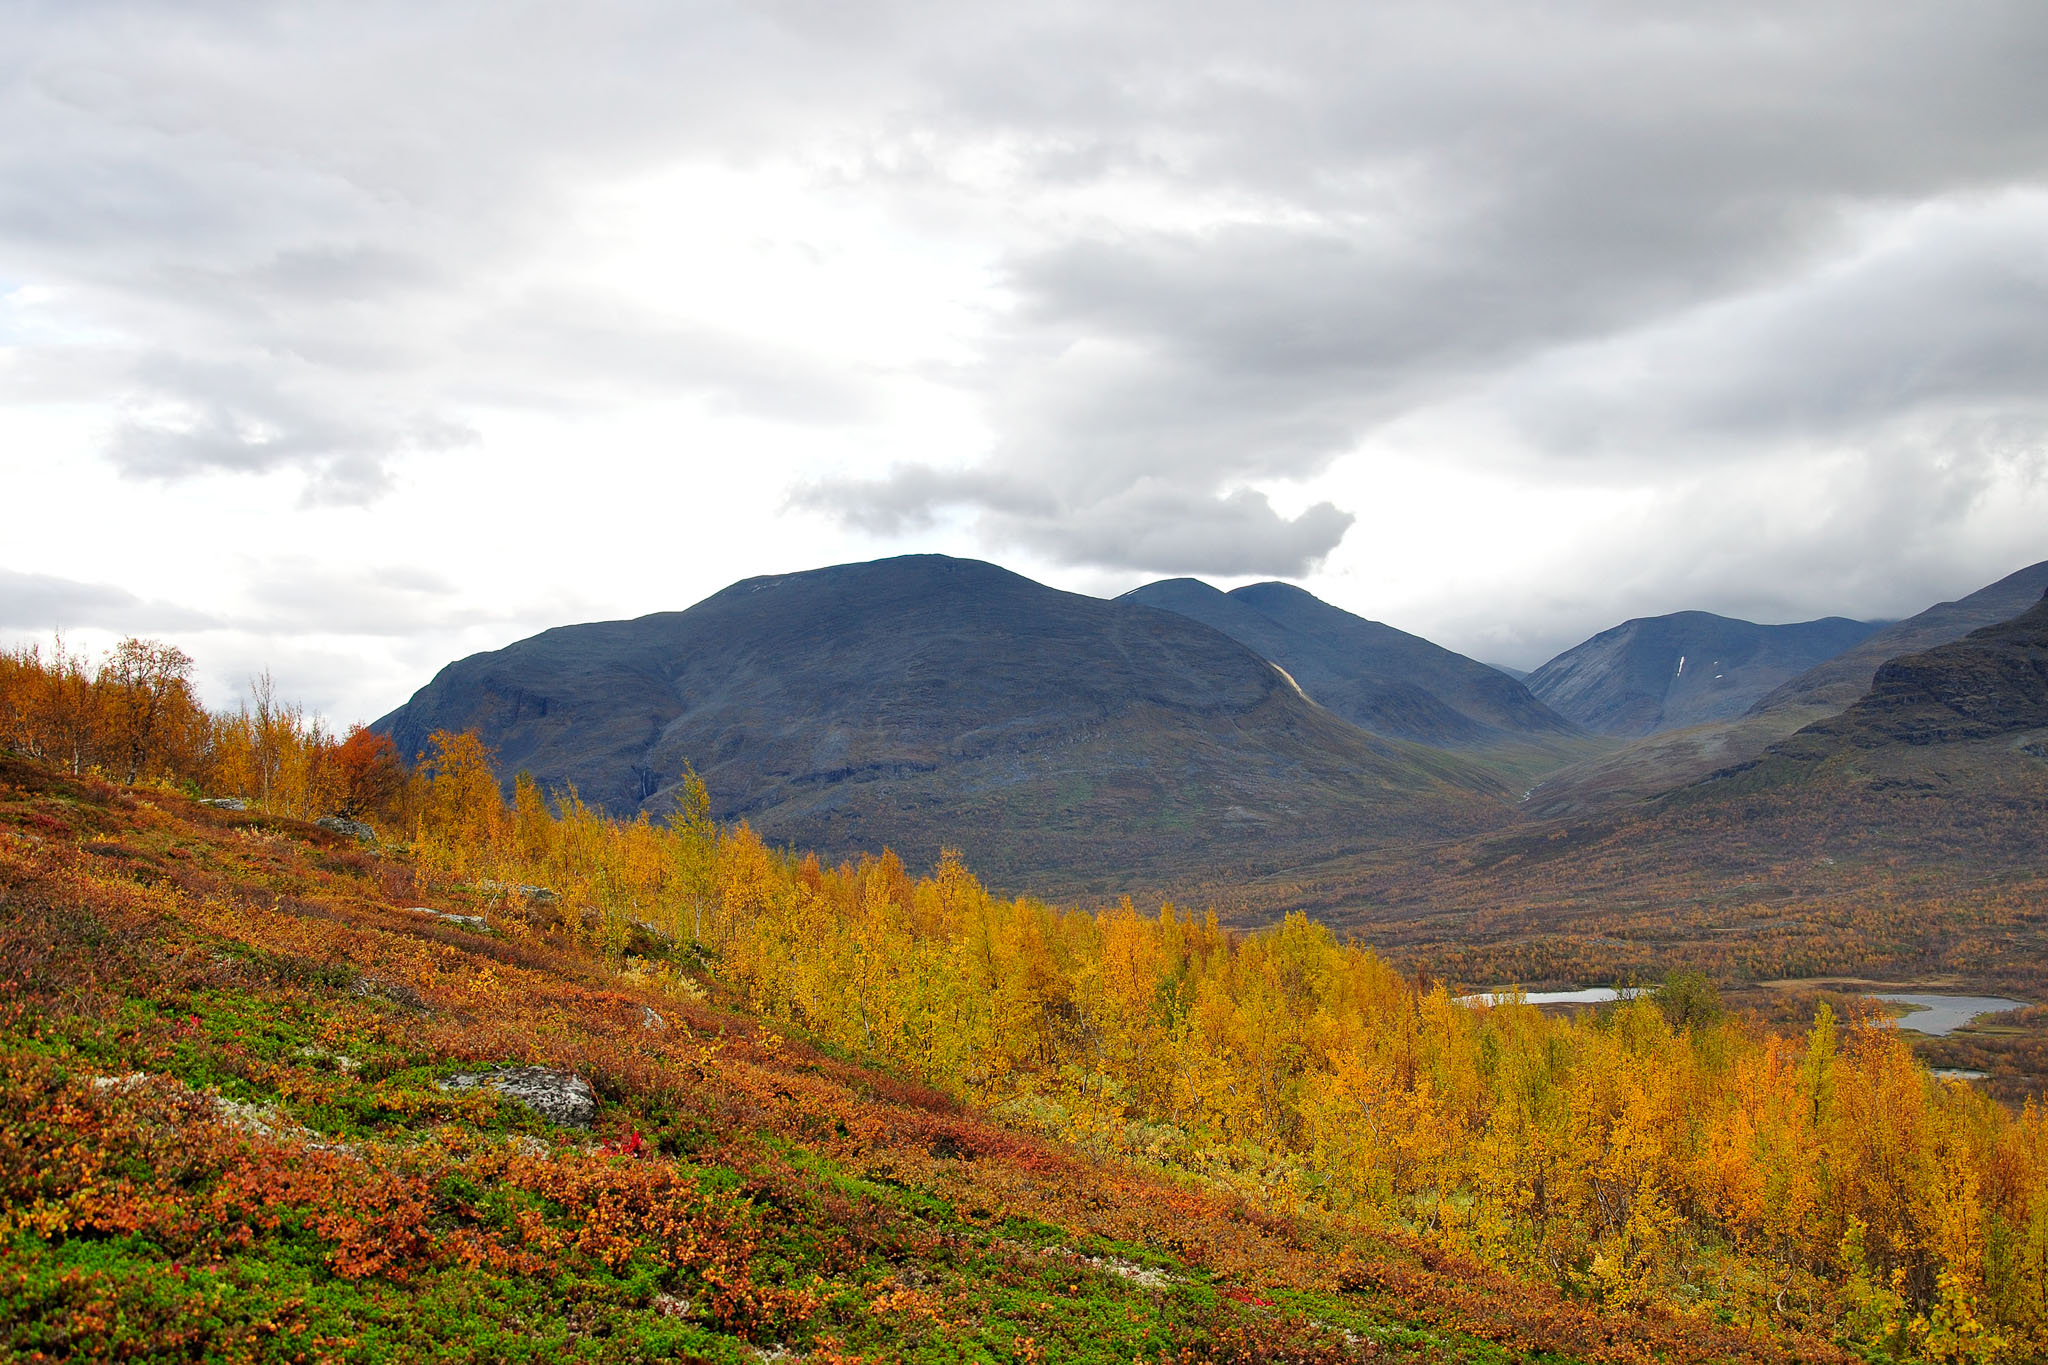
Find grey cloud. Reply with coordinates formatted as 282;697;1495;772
5;0;2048;603
1423;193;2048;488
0;567;219;632
1418;437;2048;671
0;0;910;502
801;467;1351;576
790;465;1057;536
234;558;607;640
461;293;870;422
102;352;478;504
234;561;477;637
790;3;2048;576
992;485;1353;578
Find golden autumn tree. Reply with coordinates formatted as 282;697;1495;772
97;637;202;784
412;729;507;875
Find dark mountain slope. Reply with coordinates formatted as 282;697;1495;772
1525;612;1881;737
1747;589;2048;769
379;555;1508;897
1122;578;1579;748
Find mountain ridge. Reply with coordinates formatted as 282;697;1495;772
1120;577;1580;748
377;554;1508;898
1750;558;2048;719
1524;610;1882;736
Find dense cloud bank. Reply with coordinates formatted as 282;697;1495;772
2;2;2045;710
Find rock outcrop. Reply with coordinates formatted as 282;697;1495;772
408;906;489;931
438;1066;597;1129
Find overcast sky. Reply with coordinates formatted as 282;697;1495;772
4;0;2046;723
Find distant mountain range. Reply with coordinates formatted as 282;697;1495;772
1518;559;2048;817
1523;612;1883;736
1742;586;2048;775
378;552;2048;899
1120;578;1577;747
1258;586;2048;994
377;556;1503;896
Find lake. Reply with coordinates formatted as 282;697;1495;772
1457;987;1647;1007
1458;988;2031;1035
1867;994;2030;1036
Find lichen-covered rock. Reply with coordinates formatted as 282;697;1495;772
408;906;489;931
439;1066;596;1129
314;815;376;843
199;797;248;811
352;976;430;1012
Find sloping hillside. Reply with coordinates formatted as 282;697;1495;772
1260;598;2048;1009
1745;588;2048;769
377;556;1508;899
0;754;1856;1364
1122;579;1578;749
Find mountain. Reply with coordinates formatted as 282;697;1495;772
377;555;1507;896
1524;612;1882;737
1518;559;2048;816
1120;578;1579;748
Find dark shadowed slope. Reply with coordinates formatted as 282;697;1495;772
1122;578;1579;748
1525;612;1881;737
379;556;1509;897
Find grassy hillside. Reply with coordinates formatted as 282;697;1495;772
11;633;2048;1361
0;754;1853;1364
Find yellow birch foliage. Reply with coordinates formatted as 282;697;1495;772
422;776;2048;1353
